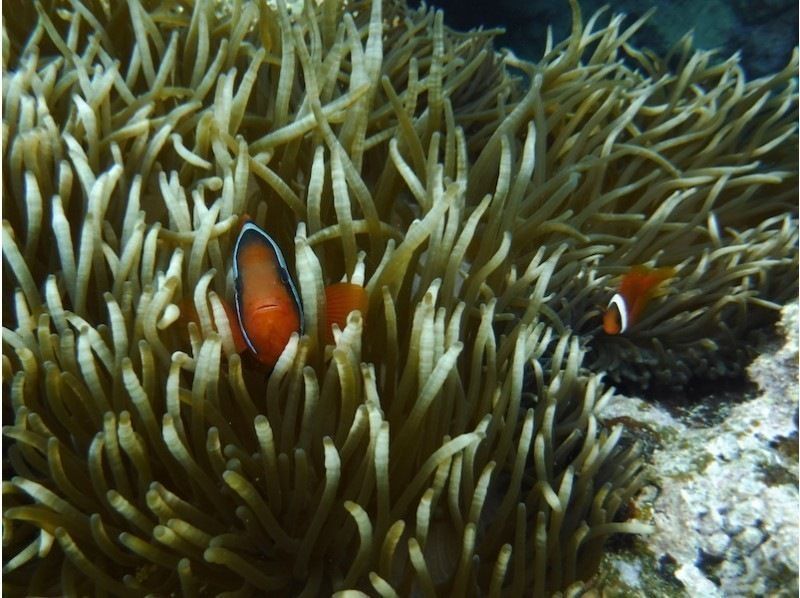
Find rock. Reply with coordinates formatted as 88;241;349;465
592;302;798;596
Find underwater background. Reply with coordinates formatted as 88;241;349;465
413;0;799;77
2;0;797;595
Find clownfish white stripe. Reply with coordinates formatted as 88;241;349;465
606;293;628;334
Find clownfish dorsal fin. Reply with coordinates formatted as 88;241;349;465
620;265;676;326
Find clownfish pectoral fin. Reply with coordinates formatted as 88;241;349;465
233;221;304;367
603;293;628;335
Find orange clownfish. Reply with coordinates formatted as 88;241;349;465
233;221;304;367
602;265;676;335
232;220;370;365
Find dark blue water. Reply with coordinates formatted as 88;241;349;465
410;0;798;78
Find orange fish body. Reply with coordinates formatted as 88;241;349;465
603;266;675;335
233;221;303;367
324;282;368;342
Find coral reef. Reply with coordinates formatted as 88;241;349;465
595;302;798;596
2;0;796;595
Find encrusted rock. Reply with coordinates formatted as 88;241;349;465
593;302;799;596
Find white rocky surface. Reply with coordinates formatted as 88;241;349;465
594;302;799;596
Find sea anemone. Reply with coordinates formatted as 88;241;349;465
2;0;794;595
467;2;798;389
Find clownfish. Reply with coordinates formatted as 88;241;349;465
233;220;304;367
231;219;370;366
602;265;676;335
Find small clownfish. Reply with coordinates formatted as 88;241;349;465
233;220;304;367
324;282;369;343
603;265;676;335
